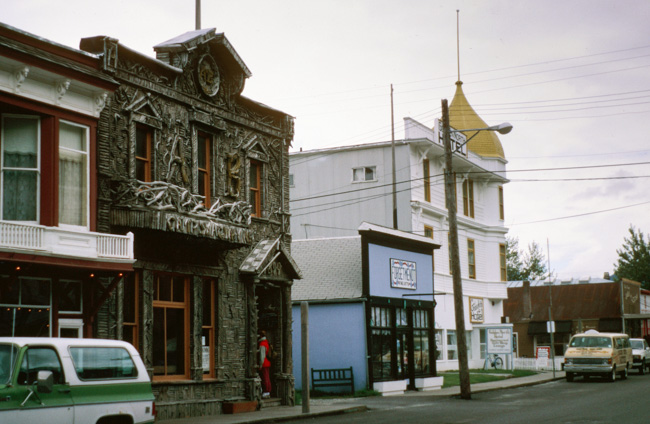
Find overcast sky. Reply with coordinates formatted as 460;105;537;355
4;0;650;279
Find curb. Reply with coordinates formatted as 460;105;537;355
229;406;369;424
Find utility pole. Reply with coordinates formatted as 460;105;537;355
195;0;201;30
391;84;397;229
442;99;471;399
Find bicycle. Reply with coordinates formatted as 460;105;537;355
484;353;504;370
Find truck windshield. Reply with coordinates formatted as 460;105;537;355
569;337;612;348
0;344;19;385
630;340;645;349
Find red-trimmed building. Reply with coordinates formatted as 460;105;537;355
0;23;132;339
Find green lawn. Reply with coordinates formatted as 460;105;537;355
440;369;538;388
295;370;538;402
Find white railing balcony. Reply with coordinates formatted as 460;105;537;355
0;221;134;262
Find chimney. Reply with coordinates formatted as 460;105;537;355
523;280;532;321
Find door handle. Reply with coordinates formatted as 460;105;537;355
58;388;71;394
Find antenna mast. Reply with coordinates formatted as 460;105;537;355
456;9;460;81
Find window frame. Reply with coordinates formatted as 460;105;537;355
58;119;90;230
499;243;507;282
467;238;476;279
152;274;190;381
462;178;474;218
135;125;152;182
202;279;216;379
0;114;41;224
122;274;139;351
498;186;504;220
249;159;262;217
197;131;212;208
423;159;430;202
352;166;376;183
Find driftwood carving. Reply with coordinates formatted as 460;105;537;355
114;179;252;226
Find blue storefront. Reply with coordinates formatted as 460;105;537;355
292;222;440;394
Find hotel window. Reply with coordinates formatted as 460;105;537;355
198;132;211;207
423;159;430;202
352;166;376;182
468;238;476;279
370;306;393;381
498;186;504;220
500;243;507;282
447;330;457;360
1;115;40;222
462;178;474;218
153;274;190;380
448;233;452;275
59;121;89;228
202;279;216;379
123;274;139;350
249;159;263;217
135;126;152;182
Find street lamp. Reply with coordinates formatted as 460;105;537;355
441;99;512;400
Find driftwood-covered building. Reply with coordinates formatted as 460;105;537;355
76;28;301;419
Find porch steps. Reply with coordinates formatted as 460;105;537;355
260;397;282;408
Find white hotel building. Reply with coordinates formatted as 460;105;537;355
290;82;512;370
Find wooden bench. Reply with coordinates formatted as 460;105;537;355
311;367;354;394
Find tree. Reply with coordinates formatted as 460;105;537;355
506;236;549;281
614;225;650;289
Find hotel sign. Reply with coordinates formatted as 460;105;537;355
390;258;417;290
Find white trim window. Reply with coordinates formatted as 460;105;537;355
352;166;376;182
1;114;40;222
59;121;89;229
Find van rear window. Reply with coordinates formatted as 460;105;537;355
70;347;138;380
569;337;612;348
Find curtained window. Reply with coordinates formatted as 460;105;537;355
1;115;39;222
59;121;88;227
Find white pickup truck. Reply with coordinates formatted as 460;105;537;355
0;338;155;424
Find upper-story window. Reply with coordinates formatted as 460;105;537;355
59;121;89;228
1;115;40;222
249;159;262;217
352;166;376;182
423;159;430;202
498;186;504;220
135;126;152;182
197;132;211;207
499;243;507;281
462;178;474;218
467;238;476;279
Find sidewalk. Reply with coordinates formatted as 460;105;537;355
158;371;565;424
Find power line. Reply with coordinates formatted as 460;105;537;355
509;200;650;226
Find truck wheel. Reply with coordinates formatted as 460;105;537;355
608;368;616;382
640;360;646;375
566;372;574;382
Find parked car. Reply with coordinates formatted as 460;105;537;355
630;338;650;374
0;338;155;424
563;330;632;382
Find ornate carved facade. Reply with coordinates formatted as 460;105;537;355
80;28;300;419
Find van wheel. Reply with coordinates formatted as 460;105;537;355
566;372;574;382
621;365;628;380
608;368;616;382
640;360;646;375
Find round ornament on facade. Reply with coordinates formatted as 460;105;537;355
197;55;220;97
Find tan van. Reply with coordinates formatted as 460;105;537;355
564;330;632;382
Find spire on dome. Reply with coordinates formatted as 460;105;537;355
448;81;505;159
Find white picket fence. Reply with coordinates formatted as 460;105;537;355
514;356;564;371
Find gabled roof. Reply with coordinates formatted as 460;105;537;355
153;28;252;78
240;238;302;280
